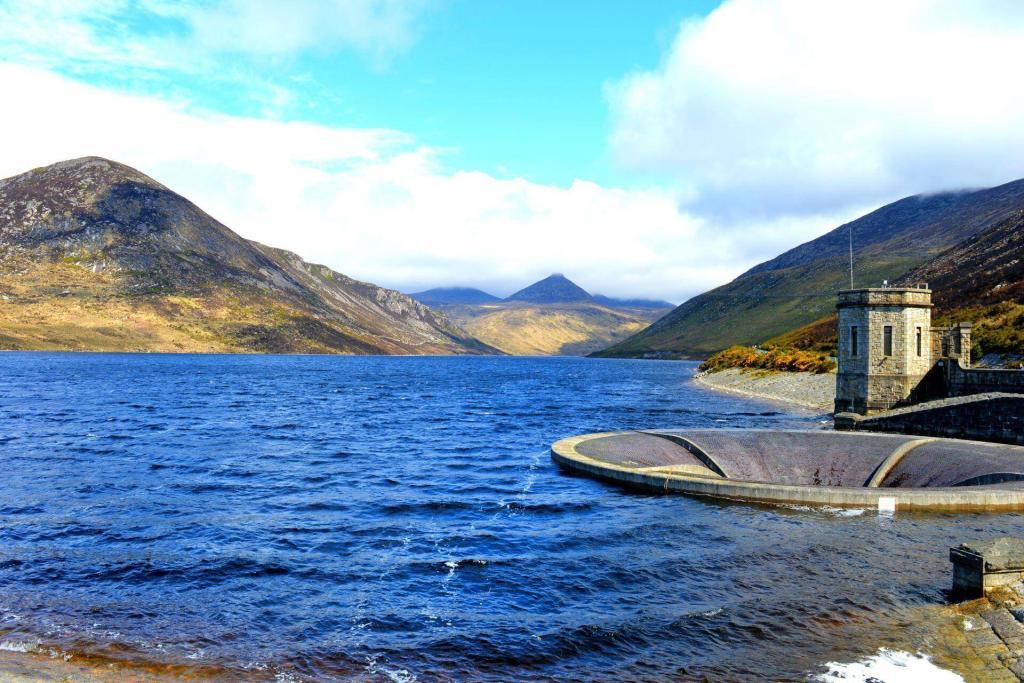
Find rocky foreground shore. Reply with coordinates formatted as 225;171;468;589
693;367;836;411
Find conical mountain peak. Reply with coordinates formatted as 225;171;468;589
505;274;595;304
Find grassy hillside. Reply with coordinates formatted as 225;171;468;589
698;346;835;374
595;179;1024;358
438;302;661;356
0;157;496;355
761;211;1024;360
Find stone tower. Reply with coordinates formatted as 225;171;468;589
835;287;934;414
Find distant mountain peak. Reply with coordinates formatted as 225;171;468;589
592;294;675;310
505;274;595;304
410;287;500;306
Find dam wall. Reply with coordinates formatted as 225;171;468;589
835;393;1024;446
946;359;1024;397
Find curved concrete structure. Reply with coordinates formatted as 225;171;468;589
552;429;1024;512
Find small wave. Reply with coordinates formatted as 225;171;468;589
381;500;475;514
0;639;39;653
442;558;488;572
820;506;866;517
366;654;417;683
779;504;866;517
811;648;963;682
498;500;595;514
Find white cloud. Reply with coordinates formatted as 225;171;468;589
0;63;795;302
0;0;428;78
184;0;427;60
608;0;1024;219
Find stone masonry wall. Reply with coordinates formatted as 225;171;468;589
947;360;1024;397
835;393;1024;446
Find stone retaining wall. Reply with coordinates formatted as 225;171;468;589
947;359;1024;397
835;393;1024;446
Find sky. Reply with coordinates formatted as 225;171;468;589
1;0;1024;303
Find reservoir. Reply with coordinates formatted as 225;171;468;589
0;353;1021;680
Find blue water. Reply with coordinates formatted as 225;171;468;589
0;353;1021;681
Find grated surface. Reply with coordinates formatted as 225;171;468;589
655;429;917;486
882;440;1024;488
575;433;705;469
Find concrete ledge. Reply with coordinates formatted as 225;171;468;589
553;431;1024;512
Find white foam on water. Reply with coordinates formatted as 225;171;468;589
0;639;38;653
812;648;964;682
819;506;866;517
779;504;867;517
366;654;418;683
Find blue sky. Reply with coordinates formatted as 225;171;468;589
28;1;715;187
2;1;1024;300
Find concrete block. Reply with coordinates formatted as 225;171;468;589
952;538;1024;598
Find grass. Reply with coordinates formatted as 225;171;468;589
770;303;1024;361
440;302;653;355
598;253;925;358
699;345;836;374
935;301;1024;357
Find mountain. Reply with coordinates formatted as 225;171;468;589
417;274;671;355
596;178;1024;358
505;273;595;304
0;157;497;355
438;302;663;356
592;294;675;310
899;210;1024;358
410;287;500;306
765;209;1024;361
901;210;1024;310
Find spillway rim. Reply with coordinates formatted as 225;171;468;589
552;431;1024;513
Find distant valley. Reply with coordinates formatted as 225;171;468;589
411;274;673;355
0;157;496;355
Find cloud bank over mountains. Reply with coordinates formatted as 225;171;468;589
0;64;744;302
2;0;1024;302
608;0;1024;220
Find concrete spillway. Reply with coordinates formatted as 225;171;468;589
552;429;1024;512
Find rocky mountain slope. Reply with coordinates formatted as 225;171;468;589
0;157;496;355
420;274;671;355
899;210;1024;358
596;178;1024;358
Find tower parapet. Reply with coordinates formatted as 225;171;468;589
835;286;933;414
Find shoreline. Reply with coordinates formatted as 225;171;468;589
693;366;836;412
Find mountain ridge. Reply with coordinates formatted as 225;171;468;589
417;273;671;355
0;157;497;355
410;287;500;306
595;178;1024;358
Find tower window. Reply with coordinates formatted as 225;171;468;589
955;333;962;355
916;327;922;357
850;326;858;357
883;326;893;357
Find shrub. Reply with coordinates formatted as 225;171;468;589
699;345;836;374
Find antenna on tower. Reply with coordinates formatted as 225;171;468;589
848;222;854;288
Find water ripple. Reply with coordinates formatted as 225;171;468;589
0;353;1014;680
